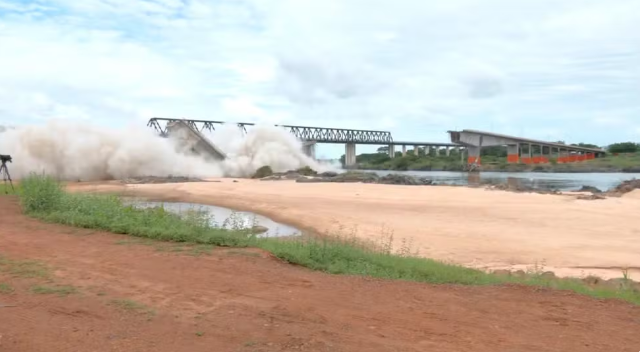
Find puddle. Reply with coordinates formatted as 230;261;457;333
129;201;301;238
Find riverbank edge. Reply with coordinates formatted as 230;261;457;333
13;177;633;304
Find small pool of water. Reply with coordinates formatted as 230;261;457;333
130;201;301;238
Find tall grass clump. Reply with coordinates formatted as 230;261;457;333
19;173;64;213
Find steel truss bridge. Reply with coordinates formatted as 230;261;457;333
148;117;395;145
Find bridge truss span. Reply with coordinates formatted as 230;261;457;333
148;117;394;144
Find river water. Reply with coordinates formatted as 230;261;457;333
371;170;640;191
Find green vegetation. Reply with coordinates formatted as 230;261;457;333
109;299;156;316
20;174;256;247
0;282;14;294
15;173;640;305
30;285;77;297
0;255;50;279
342;147;640;172
252;165;273;178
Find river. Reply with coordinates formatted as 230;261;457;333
370;170;640;191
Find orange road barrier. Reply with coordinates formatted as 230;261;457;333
507;154;519;163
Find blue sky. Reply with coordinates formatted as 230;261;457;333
1;0;639;158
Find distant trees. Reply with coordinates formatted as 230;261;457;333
608;142;640;154
571;142;600;149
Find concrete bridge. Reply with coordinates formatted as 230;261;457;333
448;129;606;166
148;118;459;166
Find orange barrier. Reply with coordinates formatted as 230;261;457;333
520;157;532;164
507;154;519;163
468;156;481;164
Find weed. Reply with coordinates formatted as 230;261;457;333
0;256;50;279
0;282;14;294
30;285;77;296
110;299;155;316
195;331;204;337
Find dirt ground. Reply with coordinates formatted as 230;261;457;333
1;196;640;352
73;179;640;280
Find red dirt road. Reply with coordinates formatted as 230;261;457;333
0;196;639;352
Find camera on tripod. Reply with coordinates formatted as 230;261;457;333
0;154;14;193
0;154;12;163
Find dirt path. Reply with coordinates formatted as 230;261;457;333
1;196;640;352
73;179;640;280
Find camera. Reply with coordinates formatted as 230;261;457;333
0;154;12;163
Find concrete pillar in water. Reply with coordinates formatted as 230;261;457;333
506;144;519;163
402;145;407;157
388;144;396;158
467;146;481;165
345;143;357;167
445;147;450;156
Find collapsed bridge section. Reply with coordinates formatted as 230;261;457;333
165;120;227;162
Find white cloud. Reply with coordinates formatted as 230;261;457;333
0;0;639;150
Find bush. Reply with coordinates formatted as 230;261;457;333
19;173;64;213
252;165;273;179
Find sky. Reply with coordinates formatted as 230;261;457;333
1;0;639;158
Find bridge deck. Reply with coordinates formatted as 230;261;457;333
449;129;605;154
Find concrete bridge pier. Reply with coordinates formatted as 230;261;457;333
445;147;450;156
302;141;317;160
413;145;420;156
402;145;407;157
507;144;519;163
468;146;481;164
388;144;396;158
345;143;357;167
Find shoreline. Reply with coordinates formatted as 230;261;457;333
67;179;640;281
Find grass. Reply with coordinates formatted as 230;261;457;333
30;285;77;297
14;173;640;305
0;282;14;294
109;299;156;317
0;255;50;279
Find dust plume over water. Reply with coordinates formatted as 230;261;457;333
0;120;335;181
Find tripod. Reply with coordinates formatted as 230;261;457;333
1;159;14;194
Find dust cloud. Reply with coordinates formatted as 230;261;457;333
0;120;336;181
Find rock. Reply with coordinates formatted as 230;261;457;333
492;269;512;277
378;174;434;185
603;278;632;291
576;194;606;201
331;171;380;183
512;270;527;279
249;225;269;234
252;166;273;179
576;185;602;193
540;271;556;280
319;171;338;178
582;275;602;286
232;180;239;183
607;178;640;196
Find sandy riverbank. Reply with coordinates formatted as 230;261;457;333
68;179;640;280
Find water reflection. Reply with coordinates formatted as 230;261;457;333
130;201;301;238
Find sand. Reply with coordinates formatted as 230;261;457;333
71;179;640;280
